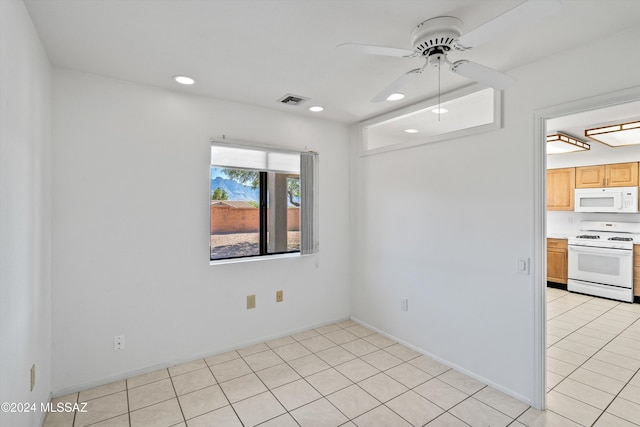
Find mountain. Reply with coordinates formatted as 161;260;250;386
210;177;259;201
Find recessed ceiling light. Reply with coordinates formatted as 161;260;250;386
432;108;448;114
173;75;195;85
404;129;419;134
386;93;405;101
308;106;324;112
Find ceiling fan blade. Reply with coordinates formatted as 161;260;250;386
337;43;416;58
457;0;562;49
371;68;422;102
450;60;515;90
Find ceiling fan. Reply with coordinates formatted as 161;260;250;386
338;0;562;102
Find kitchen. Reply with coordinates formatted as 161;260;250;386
546;99;640;304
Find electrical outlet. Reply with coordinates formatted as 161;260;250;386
247;295;256;309
276;290;283;302
114;335;125;351
30;364;35;391
400;298;408;312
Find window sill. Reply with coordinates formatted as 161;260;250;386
210;252;300;266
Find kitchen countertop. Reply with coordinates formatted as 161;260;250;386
547;234;571;239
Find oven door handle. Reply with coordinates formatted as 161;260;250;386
568;245;633;256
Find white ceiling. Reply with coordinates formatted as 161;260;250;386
23;0;640;124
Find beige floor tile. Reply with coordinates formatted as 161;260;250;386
385;362;432;388
290;398;348;427
581;358;636;383
335;319;358;329
358;373;407;403
516;406;582;427
449;397;513;427
42;410;75;427
363;333;396;349
130;398;183;427
438;369;485;395
78;380;126;402
607;397;640;425
361;350;402;371
88;414;129;426
178;384;227;420
344;325;375;338
594;412;639;427
324;329;358;345
612;336;640;351
408;355;450;376
299;335;336;353
553;338;600;357
567;367;626;395
604;342;640;361
340;339;379;357
237;342;270;357
414;378;468;410
127;369;170;389
546;356;577;377
424;412;470;426
291;329;320;342
171;367;216;396
565;332;610;348
204;350;240;367
473;386;529;419
383;343;421;361
271;378;322;411
305;368;353;396
576;327;617;341
74;390;128;427
593;350;640;371
256;363;302;389
288;354;330;377
128;378;176;411
265;336;296;349
619;383;640;405
547;347;589;366
315;345;356;366
258;413;300;427
209;357;252;383
546;390;601;426
273;342;313;362
243;349;284;371
334;358;379;383
219;373;268;403
352;404;411;427
554;378;615;410
386;390;444;426
326;385;379;419
168;359;207;377
232;391;286;427
185;405;242;427
314;324;341;335
546;371;564;389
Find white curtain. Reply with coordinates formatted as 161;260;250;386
300;152;319;255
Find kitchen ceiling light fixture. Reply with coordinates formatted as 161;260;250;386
432;108;448;114
386;93;405;101
547;132;590;154
173;75;195;85
308;106;324;112
585;120;640;147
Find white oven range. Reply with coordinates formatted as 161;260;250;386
567;221;639;303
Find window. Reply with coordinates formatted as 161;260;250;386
210;142;318;261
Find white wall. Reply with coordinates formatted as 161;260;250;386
351;26;640;404
51;69;351;394
0;0;52;426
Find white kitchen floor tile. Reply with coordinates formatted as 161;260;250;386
546;390;602;426
357;372;407;403
606;397;640;425
413;378;468;410
326;384;380;419
271;379;322;411
473;386;529;419
448;397;513;427
594;412;639;427
289;398;348;427
351;404;411;427
232;391;286;427
386;390;443;426
553;378;615;410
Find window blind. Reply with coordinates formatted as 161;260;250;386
300;152;319;255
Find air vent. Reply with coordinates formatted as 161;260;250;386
278;94;310;106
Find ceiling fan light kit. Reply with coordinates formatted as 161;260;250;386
337;0;561;102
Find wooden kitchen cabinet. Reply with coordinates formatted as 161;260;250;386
547;168;575;211
576;162;638;188
634;245;640;299
547;238;568;284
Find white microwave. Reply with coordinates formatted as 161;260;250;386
575;186;639;213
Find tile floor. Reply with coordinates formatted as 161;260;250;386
545;287;640;426
43;291;640;427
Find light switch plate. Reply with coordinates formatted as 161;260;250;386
517;257;530;275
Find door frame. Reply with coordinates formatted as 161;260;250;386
532;85;640;410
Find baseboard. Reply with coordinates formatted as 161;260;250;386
349;316;533;407
546;281;567;290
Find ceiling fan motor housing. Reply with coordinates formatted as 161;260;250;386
412;16;463;58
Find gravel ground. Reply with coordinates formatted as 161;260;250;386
210;232;300;259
